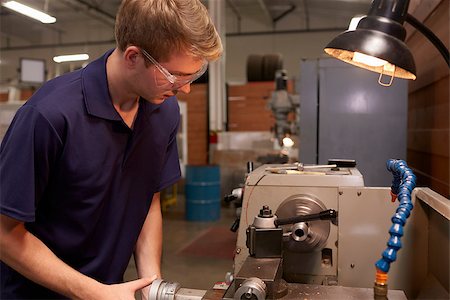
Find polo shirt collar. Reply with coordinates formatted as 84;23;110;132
82;49;163;121
81;49;121;121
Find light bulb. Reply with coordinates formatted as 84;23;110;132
353;52;387;67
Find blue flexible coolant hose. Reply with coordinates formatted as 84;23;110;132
375;159;417;273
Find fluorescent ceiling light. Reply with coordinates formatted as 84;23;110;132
2;1;56;24
53;54;89;63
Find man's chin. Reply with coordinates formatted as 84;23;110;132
149;97;166;104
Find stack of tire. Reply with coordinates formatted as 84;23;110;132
247;53;283;82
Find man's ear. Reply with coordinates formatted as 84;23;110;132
123;46;140;68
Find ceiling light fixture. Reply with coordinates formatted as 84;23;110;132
2;1;56;24
324;0;449;86
53;54;89;63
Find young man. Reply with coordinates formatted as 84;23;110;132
0;0;222;298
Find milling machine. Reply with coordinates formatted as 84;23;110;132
267;70;299;150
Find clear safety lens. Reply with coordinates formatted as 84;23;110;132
153;62;208;89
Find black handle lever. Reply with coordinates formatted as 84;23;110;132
224;194;238;203
274;209;337;226
230;218;240;232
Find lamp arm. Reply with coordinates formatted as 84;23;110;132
406;13;449;67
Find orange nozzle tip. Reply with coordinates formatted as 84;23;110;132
390;191;397;202
375;269;388;284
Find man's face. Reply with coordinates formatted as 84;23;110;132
139;49;207;104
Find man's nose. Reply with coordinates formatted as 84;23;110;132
176;83;191;94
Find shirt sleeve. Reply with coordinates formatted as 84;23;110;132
156;113;181;192
0;105;62;222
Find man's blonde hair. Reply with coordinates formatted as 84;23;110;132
115;0;222;62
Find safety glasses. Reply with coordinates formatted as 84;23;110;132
140;48;207;89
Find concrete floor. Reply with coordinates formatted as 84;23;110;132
124;194;237;291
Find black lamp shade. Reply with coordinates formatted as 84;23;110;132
324;28;416;80
324;0;417;80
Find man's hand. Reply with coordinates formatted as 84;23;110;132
139;275;159;300
99;276;157;300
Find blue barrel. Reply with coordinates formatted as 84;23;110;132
185;165;221;221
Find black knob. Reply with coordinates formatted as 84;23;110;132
259;205;273;218
230;218;240;232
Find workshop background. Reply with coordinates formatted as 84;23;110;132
0;0;448;299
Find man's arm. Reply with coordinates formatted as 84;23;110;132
0;214;153;299
134;192;163;299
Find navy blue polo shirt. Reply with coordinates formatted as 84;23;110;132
0;49;181;298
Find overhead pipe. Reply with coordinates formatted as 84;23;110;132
59;0;116;26
0;39;116;51
273;4;296;23
302;0;310;30
225;0;242;33
256;0;273;25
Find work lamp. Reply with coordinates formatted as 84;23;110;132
324;0;449;86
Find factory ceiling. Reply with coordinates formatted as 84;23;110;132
0;0;372;51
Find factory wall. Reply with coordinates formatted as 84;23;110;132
407;0;449;197
225;31;339;83
177;84;209;166
0;46;115;85
1;31;337;92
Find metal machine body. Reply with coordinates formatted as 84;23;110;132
148;280;407;300
234;165;364;284
147;163;449;300
233;164;427;298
